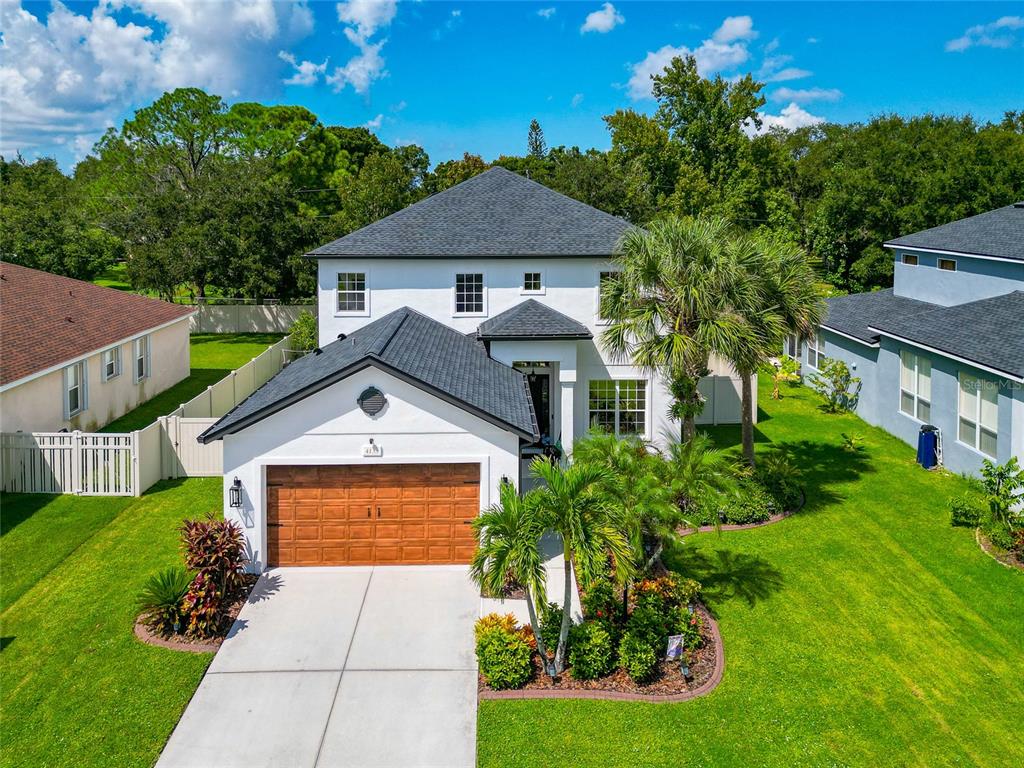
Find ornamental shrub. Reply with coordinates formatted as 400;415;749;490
626;603;671;657
474;613;519;643
673;606;705;651
539;601;563;657
675;578;703;606
619;632;658;684
581;576;618;622
753;452;804;511
136;566;192;635
476;627;532;690
688;480;779;526
949;493;983;528
567;621;615;680
179;513;249;638
808;357;861;413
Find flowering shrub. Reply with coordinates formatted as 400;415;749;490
674;606;704;650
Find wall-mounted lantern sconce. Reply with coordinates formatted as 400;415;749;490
229;477;243;508
500;475;511;487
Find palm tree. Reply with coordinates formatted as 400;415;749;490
470;481;551;665
529;457;635;675
601;216;756;441
659;430;740;527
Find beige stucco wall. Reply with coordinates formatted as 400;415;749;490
0;317;191;433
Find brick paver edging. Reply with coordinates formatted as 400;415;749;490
678;509;792;537
478;609;725;703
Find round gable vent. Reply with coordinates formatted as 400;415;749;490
357;386;387;416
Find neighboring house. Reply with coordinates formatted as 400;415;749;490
199;167;747;571
801;203;1024;477
0;262;194;433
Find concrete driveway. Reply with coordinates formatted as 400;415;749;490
157;566;479;768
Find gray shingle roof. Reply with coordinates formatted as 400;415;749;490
885;203;1024;262
869;291;1024;380
822;289;937;344
307;167;634;258
477;299;593;340
199;308;538;442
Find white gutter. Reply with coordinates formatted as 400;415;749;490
0;312;195;393
866;326;1024;384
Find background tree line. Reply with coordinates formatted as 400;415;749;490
2;55;1022;301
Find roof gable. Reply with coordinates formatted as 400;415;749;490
0;262;194;387
477;299;593;340
885;203;1024;262
199;307;538;442
307;167;634;258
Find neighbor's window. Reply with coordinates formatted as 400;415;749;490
101;346;121;381
938;258;957;272
64;361;86;417
454;272;484;314
597;271;618;321
134;335;150;382
806;333;823;369
523;272;543;293
336;272;367;313
588;379;646;437
902;254;919;266
958;372;998;457
899;350;931;422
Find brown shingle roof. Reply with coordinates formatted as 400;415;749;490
0;262;194;386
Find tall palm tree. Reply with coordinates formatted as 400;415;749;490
529;457;635;674
601;216;756;441
470;481;550;665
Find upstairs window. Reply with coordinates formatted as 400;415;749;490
64;361;86;418
588;379;646;437
899;350;931;422
337;272;367;313
902;254;919;266
454;273;485;315
806;333;823;369
938;258;957;271
522;272;543;293
134;335;150;383
959;373;998;457
101;346;121;381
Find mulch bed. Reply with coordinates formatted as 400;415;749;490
478;603;723;702
133;574;259;653
976;530;1024;571
678;490;805;538
481;582;527;600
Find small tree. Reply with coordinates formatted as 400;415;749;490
765;355;801;399
808;358;861;413
979;456;1024;534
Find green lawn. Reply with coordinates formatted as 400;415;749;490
478;379;1023;768
100;333;283;432
0;479;220;768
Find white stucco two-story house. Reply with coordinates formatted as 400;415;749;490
199;168;746;571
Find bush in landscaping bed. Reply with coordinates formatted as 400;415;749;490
687;479;780;527
949;493;983;528
539;601;563;657
753;452;804;511
619;631;658;683
179;513;249;638
567;620;615;680
136;566;192;635
476;626;533;690
475;613;520;643
625;603;672;657
673;605;705;650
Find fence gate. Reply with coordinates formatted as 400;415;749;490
162;417;222;478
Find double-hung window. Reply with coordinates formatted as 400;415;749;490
454;273;485;315
899;350;931;422
958;372;998;457
337;272;367;313
134;335;150;382
588;379;646;437
522;272;543;294
64;361;86;418
901;254;918;266
101;346;121;381
806;333;823;369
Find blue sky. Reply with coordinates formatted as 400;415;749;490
2;2;1022;169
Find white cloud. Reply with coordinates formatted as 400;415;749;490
581;3;624;34
327;0;397;94
0;0;316;160
945;16;1023;52
771;86;842;103
757;42;813;82
712;16;756;44
766;67;812;82
364;113;383;129
537;7;556;20
571;92;584;107
278;51;327;86
806;37;819;44
749;102;825;135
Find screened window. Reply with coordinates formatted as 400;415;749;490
523;272;542;293
807;333;823;369
454;273;484;314
938;258;957;272
899;350;931;422
336;272;367;313
588;380;646;437
102;346;121;381
902;254;918;266
65;361;85;417
958;373;998;458
134;336;150;382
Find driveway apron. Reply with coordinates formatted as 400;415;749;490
156;565;479;768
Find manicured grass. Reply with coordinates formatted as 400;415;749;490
100;333;283;432
477;379;1023;768
0;479;221;768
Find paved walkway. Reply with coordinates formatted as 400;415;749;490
157;566;479;768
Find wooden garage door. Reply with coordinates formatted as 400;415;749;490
267;464;479;566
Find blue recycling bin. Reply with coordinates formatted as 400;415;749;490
916;425;938;469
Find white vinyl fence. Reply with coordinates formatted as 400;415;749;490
1;335;299;496
189;303;313;334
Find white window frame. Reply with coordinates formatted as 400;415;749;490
806;333;823;369
64;360;87;418
133;335;151;383
521;270;545;295
101;346;121;382
335;271;369;316
958;372;998;458
937;257;957;272
899;350;931;423
587;379;647;438
452;271;486;317
596;269;619;324
901;253;918;266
